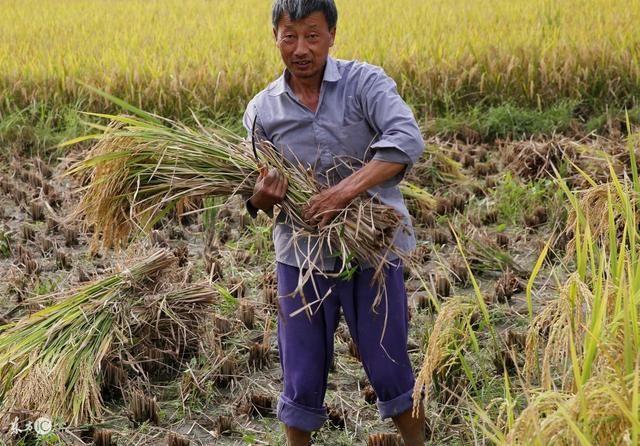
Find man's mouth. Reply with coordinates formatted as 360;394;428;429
294;60;311;68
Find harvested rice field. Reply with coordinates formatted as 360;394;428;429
1;0;640;445
2;131;639;445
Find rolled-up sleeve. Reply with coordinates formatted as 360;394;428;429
360;67;425;187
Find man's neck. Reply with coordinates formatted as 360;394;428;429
286;66;325;97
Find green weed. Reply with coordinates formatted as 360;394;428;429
493;173;552;225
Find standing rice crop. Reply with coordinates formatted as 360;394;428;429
471;134;640;445
3;0;640;116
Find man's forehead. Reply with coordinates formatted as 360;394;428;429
281;22;320;29
277;11;329;29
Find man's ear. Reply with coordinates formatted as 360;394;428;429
273;27;278;44
329;27;336;47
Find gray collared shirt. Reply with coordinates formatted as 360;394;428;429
243;57;425;271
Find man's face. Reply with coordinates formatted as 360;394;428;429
273;11;335;82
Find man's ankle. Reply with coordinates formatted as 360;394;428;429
285;424;313;446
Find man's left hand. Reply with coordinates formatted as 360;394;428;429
303;183;355;227
303;160;406;228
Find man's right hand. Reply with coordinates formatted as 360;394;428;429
250;166;288;213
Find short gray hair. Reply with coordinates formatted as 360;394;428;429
272;0;338;30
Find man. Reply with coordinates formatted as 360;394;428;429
242;1;426;444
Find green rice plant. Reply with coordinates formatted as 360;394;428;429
470;130;640;444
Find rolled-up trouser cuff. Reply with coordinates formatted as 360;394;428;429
377;388;414;419
277;394;328;432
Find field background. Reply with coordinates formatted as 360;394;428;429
1;1;640;446
1;0;640;120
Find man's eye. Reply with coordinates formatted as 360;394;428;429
308;34;319;40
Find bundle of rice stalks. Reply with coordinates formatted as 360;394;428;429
166;432;190;446
248;342;271;370
401;181;436;223
412;297;481;415
494;270;523;303
565;181;636;253
362;384;377;404
399;181;436;209
433;274;451;299
93;429;114;446
126;389;160;426
496;233;510;249
406;143;467;188
449;257;469;286
67;104;410;294
238;392;275;418
464;236;526;277
214;415;234;436
0;249;215;426
327;404;348;430
506;370;636;445
500;137;577;181
367;433;403;446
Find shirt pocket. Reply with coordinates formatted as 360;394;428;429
338;119;376;160
321;119;372;184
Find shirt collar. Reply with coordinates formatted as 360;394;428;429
269;56;341;96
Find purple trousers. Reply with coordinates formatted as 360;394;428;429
276;261;415;432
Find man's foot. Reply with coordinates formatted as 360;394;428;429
391;405;426;446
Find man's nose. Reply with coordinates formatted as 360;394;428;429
293;37;309;56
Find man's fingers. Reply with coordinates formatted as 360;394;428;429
262;171;276;186
262;168;280;186
279;176;289;197
304;198;319;221
319;210;335;227
258;166;268;178
303;209;314;222
274;177;287;200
